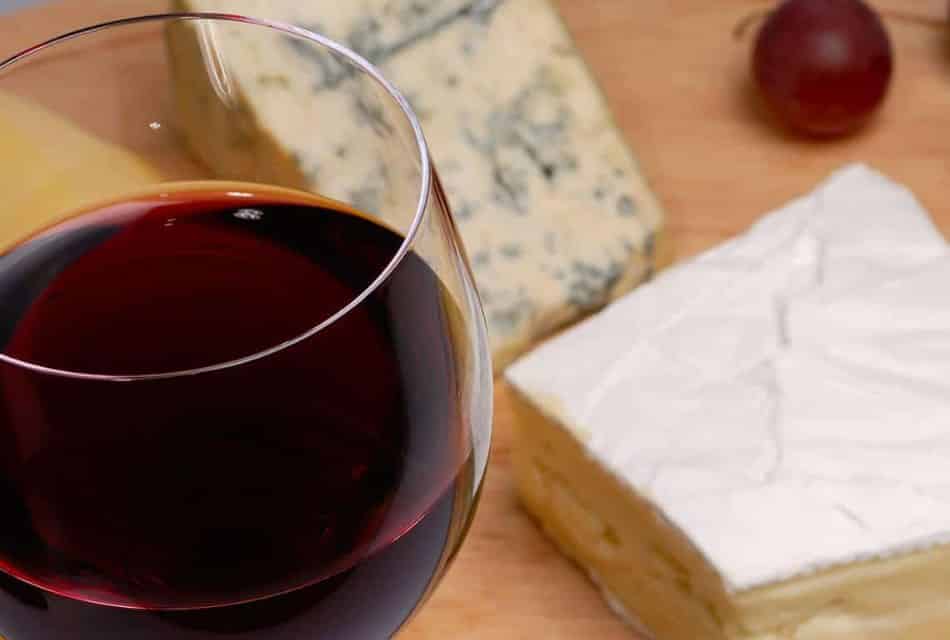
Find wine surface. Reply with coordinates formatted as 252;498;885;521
0;184;472;638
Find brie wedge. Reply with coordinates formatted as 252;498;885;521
507;165;950;639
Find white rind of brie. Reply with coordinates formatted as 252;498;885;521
507;164;950;592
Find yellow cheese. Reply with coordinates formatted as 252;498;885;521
0;92;161;248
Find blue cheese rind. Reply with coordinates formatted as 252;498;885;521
168;0;667;370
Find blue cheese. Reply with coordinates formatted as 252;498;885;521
168;0;666;369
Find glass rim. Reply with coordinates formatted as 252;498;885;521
0;12;434;383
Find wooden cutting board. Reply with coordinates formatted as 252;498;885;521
3;1;950;638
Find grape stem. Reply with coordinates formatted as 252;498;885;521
733;9;771;40
878;8;946;29
733;3;945;42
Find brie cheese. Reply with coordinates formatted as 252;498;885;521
507;165;950;639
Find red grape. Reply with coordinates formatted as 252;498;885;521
753;0;893;136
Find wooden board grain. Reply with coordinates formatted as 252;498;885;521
4;1;950;638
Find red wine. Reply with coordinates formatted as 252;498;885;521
0;185;475;638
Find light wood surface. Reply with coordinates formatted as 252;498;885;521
4;1;950;638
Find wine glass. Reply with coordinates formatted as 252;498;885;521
0;13;491;639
